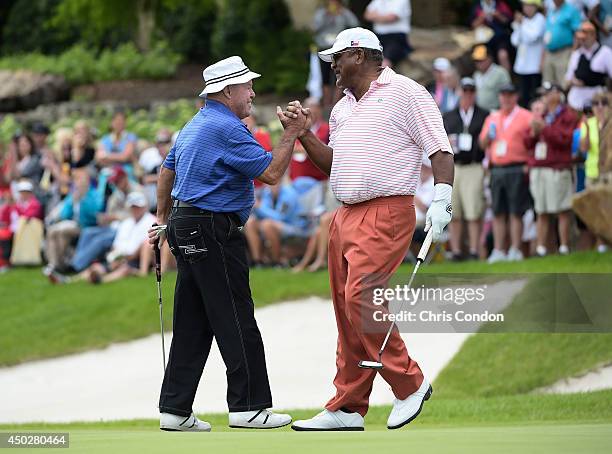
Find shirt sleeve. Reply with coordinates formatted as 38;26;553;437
162;144;176;171
389;0;409;18
404;85;453;158
224;124;273;179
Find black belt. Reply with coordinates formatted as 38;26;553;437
172;200;197;208
171;200;243;226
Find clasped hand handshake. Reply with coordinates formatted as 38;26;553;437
276;101;311;137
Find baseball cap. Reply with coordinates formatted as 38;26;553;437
155;130;172;144
30;122;50;135
433;57;451;72
538;81;563;95
199;56;261;96
521;0;542;6
108;165;127;184
126;192;147;208
472;44;490;61
499;83;518;93
318;27;383;63
16;180;34;192
460;77;476;89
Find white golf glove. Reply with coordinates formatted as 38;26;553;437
424;183;453;242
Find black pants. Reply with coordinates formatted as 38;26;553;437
518;73;542;108
159;207;272;416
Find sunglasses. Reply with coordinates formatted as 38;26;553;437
331;49;358;65
592;99;609;107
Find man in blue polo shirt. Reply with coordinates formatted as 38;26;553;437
151;56;306;432
543;0;582;86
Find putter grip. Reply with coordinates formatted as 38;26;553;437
152;223;162;280
417;229;434;262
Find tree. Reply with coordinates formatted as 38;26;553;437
49;0;185;52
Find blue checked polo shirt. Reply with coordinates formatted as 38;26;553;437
163;100;272;224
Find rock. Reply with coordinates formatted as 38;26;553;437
0;70;69;113
572;186;612;244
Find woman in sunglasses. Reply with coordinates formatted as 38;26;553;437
580;90;610;252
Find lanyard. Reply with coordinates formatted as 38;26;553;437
500;106;519;133
459;107;474;132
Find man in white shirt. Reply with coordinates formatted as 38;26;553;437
364;0;412;67
81;192;155;284
565;20;612;110
511;0;547;106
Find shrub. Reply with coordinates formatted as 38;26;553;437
0;42;182;85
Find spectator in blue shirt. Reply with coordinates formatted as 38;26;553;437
95;111;138;182
44;170;100;275
543;0;582;85
247;180;313;266
151;56;307;431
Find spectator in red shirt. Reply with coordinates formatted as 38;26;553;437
243;111;273;189
11;180;43;222
290;98;329;182
525;82;579;256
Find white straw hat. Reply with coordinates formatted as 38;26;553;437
199;56;261;96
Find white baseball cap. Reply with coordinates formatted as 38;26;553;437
318;27;383;63
16;180;34;192
199;56;261;96
126;192;148;208
433;57;451;72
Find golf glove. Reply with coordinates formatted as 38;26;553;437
424;183;453;242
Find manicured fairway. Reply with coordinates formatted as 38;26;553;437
9;424;611;454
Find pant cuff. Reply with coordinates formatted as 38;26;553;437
158;405;192;417
228;401;273;413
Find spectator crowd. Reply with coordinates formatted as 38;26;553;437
0;0;611;282
428;0;612;262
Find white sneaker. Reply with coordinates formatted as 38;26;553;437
160;412;211;432
387;379;433;429
558;245;569;255
536;245;547;257
487;249;507;264
507;247;524;261
229;409;291;429
291;409;364;431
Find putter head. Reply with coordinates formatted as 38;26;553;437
358;360;384;370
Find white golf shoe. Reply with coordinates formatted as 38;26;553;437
387;379;433;429
291;409;364;431
160;412;211;432
228;409;292;429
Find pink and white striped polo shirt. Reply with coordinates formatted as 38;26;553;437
329;67;452;204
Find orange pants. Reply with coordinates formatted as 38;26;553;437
325;195;424;417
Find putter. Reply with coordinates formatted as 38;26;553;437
152;223;167;372
358;229;434;370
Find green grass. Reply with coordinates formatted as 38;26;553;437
4;390;612;431
0;251;610;366
2;424;610;454
2;393;612;453
435;271;612;398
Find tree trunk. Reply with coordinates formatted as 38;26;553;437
135;0;157;52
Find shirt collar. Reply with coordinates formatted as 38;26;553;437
205;99;238;118
580;43;599;56
343;67;395;99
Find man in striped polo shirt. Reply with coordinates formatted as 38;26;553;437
284;28;455;431
151;56;307;431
